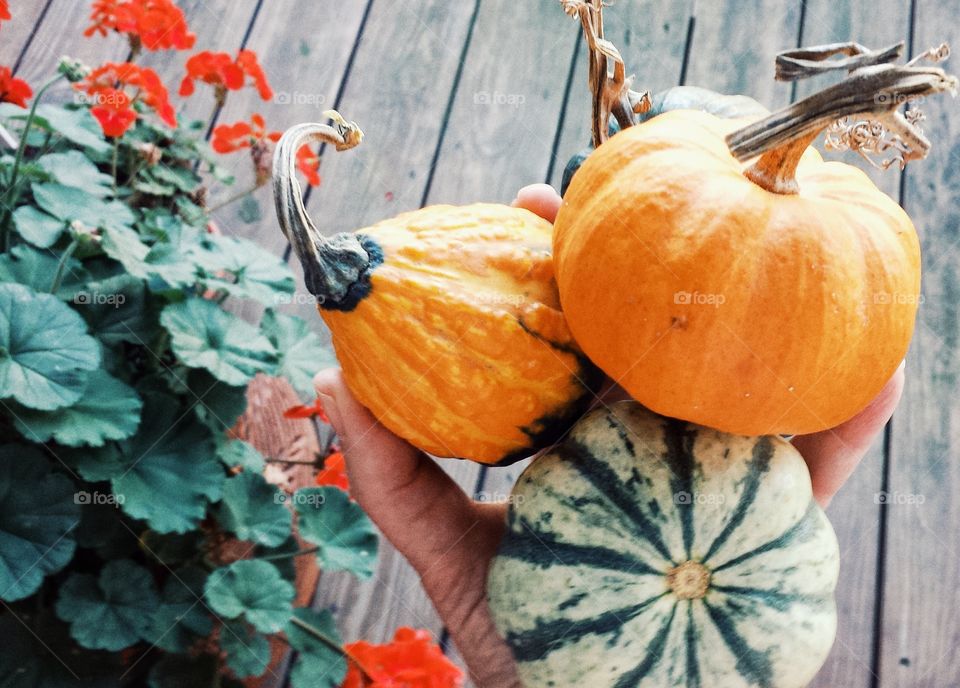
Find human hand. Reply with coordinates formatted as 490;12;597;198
312;183;904;687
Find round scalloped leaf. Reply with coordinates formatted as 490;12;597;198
294;487;378;579
217;438;265;472
0;445;80;601
216;471;291;547
68;393;223;534
286;607;348;688
0;283;100;410
143;566;213;653
54;559;160;651
161;298;278;385
12;369;142;447
261;310;336;399
192;234;295;305
221;620;271;679
204;559;294;633
0;244;91;301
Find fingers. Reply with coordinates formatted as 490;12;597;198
512;183;562;223
313;369;488;572
792;362;906;508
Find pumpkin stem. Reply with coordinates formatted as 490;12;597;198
561;0;651;147
272;111;369;305
727;41;957;194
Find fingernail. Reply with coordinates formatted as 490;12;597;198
316;392;343;433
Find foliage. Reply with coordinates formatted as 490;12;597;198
0;2;409;684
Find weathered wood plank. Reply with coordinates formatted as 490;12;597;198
880;1;960;685
0;0;51;68
548;0;694;189
299;0;482;651
684;0;802;110
795;3;911;687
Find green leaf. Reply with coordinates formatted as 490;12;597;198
151;164;201;193
12;205;67;248
186;369;249;431
76;502;139;559
31;183;135;230
75;273;158;346
69;393;224;533
261;310;335;399
162;298;278;385
101;225;197;288
0;446;80;601
54;559;160;651
0;283;100;410
204;559;294;633
12;369;142;446
0;244;91;299
217;472;291;547
143;566;213;653
193;235;295;305
237;196;262;224
217;438;265;472
148;654;220;688
37;150;113;197
294;487;378;579
221;620;271;678
0;103;113;153
286;607;348;688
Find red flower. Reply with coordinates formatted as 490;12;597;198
0;0;10;23
0;66;31;108
342;628;463;688
211;113;280;154
77;62;176;136
283;397;330;423
315;451;349;492
179;49;272;101
85;0;196;51
296;144;321;187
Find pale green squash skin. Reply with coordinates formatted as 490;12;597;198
487;402;839;688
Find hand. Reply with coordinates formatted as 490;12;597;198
312;183;905;687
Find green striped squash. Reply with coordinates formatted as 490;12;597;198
487;402;839;688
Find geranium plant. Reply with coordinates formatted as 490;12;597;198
0;2;460;686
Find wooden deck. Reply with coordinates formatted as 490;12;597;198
6;0;960;685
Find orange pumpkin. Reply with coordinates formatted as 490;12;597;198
554;57;954;436
274;116;600;464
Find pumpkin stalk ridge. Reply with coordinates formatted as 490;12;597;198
726;41;958;194
273;112;373;307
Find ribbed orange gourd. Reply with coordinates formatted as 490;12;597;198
273;116;599;464
554;45;955;436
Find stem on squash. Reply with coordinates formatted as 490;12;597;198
272;110;368;305
726;41;958;194
561;0;651;147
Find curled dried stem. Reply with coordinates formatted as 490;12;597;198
727;42;957;194
560;0;650;147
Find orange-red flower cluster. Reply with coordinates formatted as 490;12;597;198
342;628;463;688
315;450;349;492
0;66;31;108
85;0;196;51
76;62;176;137
211;113;280;154
0;1;11;24
297;145;321;187
283;398;330;422
179;49;272;101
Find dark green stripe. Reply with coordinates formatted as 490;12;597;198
612;603;677;688
711;501;820;573
702;437;775;564
662;418;697;559
500;520;662;576
711;585;833;612
558;440;675;562
704;600;774;688
506;593;666;663
685;602;701;688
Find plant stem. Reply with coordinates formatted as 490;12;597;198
264;457;320;466
287;617;374;682
111;138;120;194
207;184;261;213
256;545;319;562
50;237;80;294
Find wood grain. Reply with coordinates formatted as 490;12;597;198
879;1;960;685
0;0;51;68
548;0;695;189
685;0;802;110
795;3;912;686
